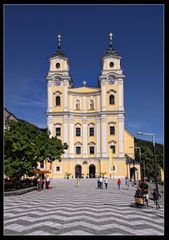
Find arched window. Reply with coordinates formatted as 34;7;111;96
56;96;61;106
109;95;115;105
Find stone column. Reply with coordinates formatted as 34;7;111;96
101;115;107;157
69;116;74;158
96;116;101;158
83;96;86;113
64;80;68;111
82;116;87;158
47;81;53;112
101;80;106;111
96;95;100;112
119;114;124;158
63;115;68;158
47;116;53;138
118;79;124;111
70;95;73;111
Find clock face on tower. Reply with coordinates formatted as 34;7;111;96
53;77;61;86
108;76;115;85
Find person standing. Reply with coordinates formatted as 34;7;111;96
46;175;50;189
42;177;45;190
99;176;103;189
153;189;161;209
117;178;121;190
126;177;130;190
104;177;108;189
124;177;128;189
97;177;100;189
140;179;149;207
37;177;42;191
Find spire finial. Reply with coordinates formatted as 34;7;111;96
83;80;87;87
58;33;61;49
109;32;113;49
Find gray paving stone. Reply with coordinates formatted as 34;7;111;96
4;179;164;236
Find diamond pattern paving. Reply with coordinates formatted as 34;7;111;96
4;179;164;235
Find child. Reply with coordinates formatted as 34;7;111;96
117;178;121;190
152;189;161;209
37;177;42;191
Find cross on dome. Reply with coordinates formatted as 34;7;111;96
109;32;113;49
58;33;61;49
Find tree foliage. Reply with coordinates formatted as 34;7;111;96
135;138;163;179
4;120;68;181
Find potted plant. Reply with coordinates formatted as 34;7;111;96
65;173;71;179
100;172;107;178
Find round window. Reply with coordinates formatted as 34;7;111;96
110;62;114;68
56;62;60;69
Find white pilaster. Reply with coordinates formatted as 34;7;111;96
63;115;68;158
64;80;68;111
96;95;100;112
69;116;74;158
47;116;53;138
83;96;86;113
119;114;124;158
70;95;73;111
101;80;106;111
96;116;101;157
101;115;107;157
48;81;53;112
82;116;87;158
118;79;124;111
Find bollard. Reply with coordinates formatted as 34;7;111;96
76;178;80;187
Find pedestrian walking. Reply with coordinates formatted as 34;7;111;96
124;177;129;190
99;176;103;189
104;177;108;189
42;177;45;190
117;178;121;190
153;189;161;209
37;177;42;191
97;177;100;189
140;179;149;207
126;177;130;190
45;175;50;189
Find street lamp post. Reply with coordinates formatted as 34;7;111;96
137;131;159;193
135;147;145;179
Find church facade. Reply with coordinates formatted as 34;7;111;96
44;33;140;180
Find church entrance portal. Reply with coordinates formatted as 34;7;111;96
75;165;82;178
89;164;96;178
130;167;138;181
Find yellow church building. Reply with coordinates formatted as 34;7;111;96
43;33;140;180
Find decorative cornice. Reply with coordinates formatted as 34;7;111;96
107;89;117;94
46;111;125;117
68;92;101;97
53;91;62;95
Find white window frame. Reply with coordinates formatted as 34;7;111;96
55;166;62;174
88;123;95;137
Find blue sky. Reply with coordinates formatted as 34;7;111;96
4;4;164;144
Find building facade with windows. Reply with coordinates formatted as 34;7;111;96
44;33;140;180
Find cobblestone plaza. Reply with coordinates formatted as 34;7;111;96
4;179;164;236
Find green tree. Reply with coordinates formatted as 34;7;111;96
4;120;68;181
135;138;163;180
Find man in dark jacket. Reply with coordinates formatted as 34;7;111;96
140;179;149;207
